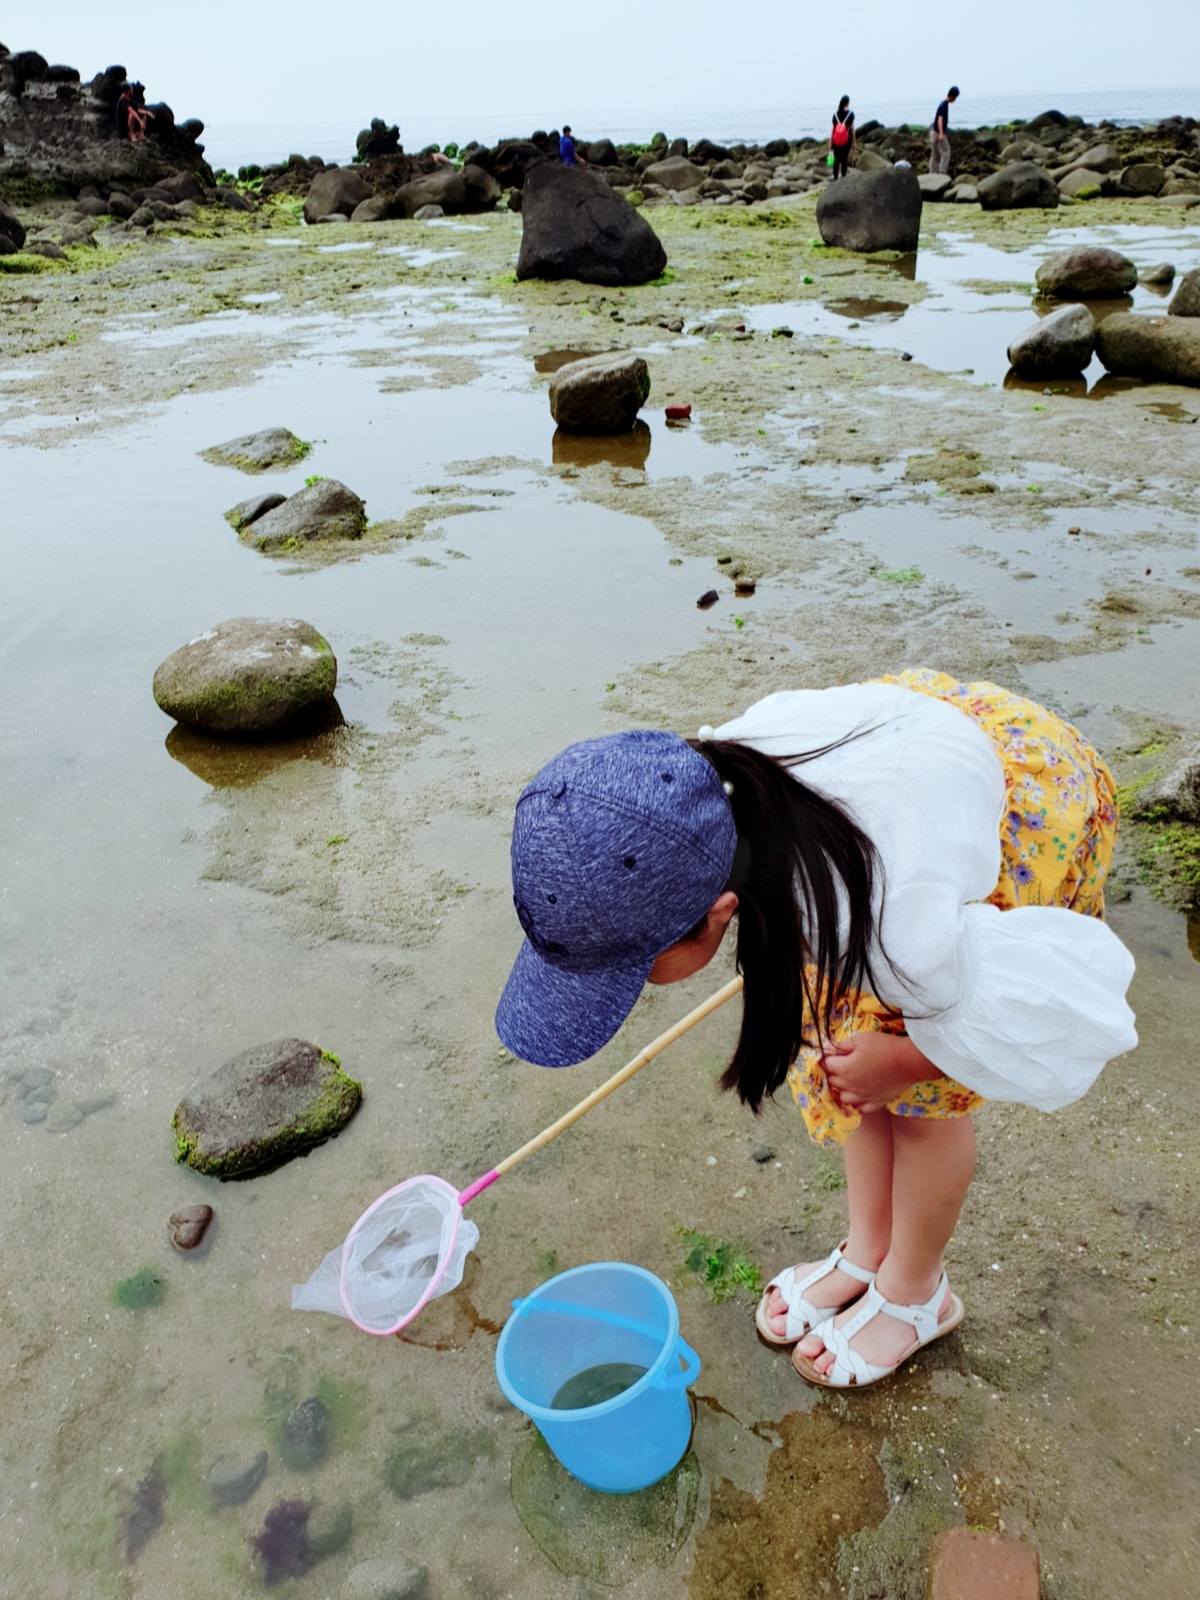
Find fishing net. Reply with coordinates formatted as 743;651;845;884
291;1175;480;1336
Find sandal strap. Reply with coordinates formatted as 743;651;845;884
821;1272;951;1387
766;1243;875;1341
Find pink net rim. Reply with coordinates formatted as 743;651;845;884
337;1173;463;1336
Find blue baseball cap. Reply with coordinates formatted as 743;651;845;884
496;731;737;1067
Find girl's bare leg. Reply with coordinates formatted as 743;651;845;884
809;1113;975;1375
766;1110;894;1339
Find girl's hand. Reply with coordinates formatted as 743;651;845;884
822;1031;941;1114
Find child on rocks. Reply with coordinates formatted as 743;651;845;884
495;669;1137;1388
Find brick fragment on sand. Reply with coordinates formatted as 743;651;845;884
930;1529;1040;1600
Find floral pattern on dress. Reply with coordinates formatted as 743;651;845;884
786;668;1119;1147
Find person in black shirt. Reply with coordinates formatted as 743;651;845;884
929;85;959;175
829;95;855;180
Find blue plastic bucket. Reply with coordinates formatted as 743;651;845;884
494;1261;700;1494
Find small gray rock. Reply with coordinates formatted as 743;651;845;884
1169;269;1200;318
225;492;286;532
45;1105;84;1134
412;204;445;220
21;1083;54;1105
549;353;651;433
282;1397;330;1471
308;1501;353;1557
21;1069;53;1091
201;428;310;473
169;1204;214;1251
1007;303;1096;378
209;1450;268;1508
1132;744;1200;824
1035;246;1137;298
978;161;1060;211
153;617;338;735
341;1557;429;1600
1141;262;1175;287
242;480;366;551
22;1102;49;1125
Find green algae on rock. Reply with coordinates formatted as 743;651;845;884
172;1038;362;1179
200;427;312;472
152;617;338;735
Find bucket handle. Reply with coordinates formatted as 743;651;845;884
652;1334;701;1391
509;1298;701;1390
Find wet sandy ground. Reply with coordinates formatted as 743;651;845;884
1;195;1199;1599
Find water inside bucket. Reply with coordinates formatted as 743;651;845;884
551;1362;648;1411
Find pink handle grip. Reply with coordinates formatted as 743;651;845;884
458;1169;500;1207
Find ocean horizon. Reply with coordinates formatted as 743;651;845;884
201;85;1198;172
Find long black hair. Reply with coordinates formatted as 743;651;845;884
686;733;894;1112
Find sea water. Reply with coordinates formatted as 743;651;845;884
551;1362;649;1411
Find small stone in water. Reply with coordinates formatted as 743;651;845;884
210;1449;268;1508
734;578;757;596
697;590;720;610
22;1102;49;1125
169;1204;214;1251
282;1397;330;1471
307;1500;352;1557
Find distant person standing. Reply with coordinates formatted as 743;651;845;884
559;125;587;168
929;86;959;175
829;95;855;180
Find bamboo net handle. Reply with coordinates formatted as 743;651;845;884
492;974;743;1180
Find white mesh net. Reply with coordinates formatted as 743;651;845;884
291;1174;481;1336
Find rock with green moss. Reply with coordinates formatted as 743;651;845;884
241;480;367;551
172;1038;362;1180
153;616;338;734
201;427;311;472
1133;743;1200;824
225;491;286;532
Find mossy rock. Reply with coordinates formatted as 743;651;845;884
173;1039;362;1179
153;616;337;735
200;427;311;472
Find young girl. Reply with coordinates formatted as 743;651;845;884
830;95;855;181
495;669;1137;1388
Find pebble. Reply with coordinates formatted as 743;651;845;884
20;1068;53;1091
664;403;692;419
22;1102;49;1125
1068;525;1081;535
308;1501;353;1557
169;1204;214;1251
22;1084;53;1105
697;589;720;610
901;351;913;361
282;1397;330;1471
341;1556;429;1600
734;578;757;596
751;1145;776;1164
771;326;794;338
45;1105;84;1134
210;1449;269;1508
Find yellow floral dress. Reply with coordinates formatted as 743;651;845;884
786;669;1119;1147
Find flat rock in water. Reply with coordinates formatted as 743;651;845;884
241;479;367;551
210;1449;269;1508
201;428;310;472
1035;246;1137;298
1007;303;1096;377
153;617;338;735
517;161;667;287
172;1038;362;1179
977;162;1060;210
549;353;651;433
225;492;286;532
1095;312;1200;387
282;1397;330;1470
815;166;922;252
341;1557;429;1600
169;1203;214;1250
1142;262;1175;287
1170;269;1200;317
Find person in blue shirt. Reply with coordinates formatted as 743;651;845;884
559;125;587;168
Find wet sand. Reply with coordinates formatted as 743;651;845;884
1;193;1199;1599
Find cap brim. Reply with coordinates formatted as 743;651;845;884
495;938;652;1067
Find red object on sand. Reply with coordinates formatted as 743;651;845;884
665;404;692;420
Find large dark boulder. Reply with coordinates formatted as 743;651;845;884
517;161;667;287
172;1038;362;1179
356;118;400;160
977;162;1060;210
1035;246;1137;298
815;165;922;252
583;138;618;166
392;169;466;218
303;168;372;223
1095;312;1200;386
549;353;651;431
153;617;339;734
460;163;501;210
470;140;544;189
0;199;27;251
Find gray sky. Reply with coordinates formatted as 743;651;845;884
4;2;1197;129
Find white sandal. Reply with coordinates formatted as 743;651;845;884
754;1242;876;1347
791;1270;965;1388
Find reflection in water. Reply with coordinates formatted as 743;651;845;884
1003;370;1088;397
164;704;346;788
552;420;651;470
534;347;616;374
866;251;918;282
825;296;909;322
1140;401;1200;424
1084;374;1143;401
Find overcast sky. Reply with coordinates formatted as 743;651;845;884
4;1;1197;129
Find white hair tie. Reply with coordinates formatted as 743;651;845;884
697;725;716;742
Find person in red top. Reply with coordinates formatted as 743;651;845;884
829;95;855;180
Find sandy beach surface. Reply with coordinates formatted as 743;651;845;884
2;191;1199;1599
